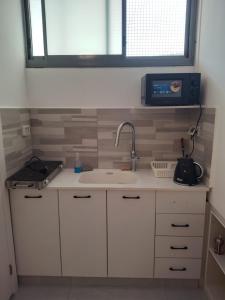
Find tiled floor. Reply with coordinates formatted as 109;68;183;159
12;285;208;300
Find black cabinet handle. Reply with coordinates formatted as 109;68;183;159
170;246;188;250
73;195;91;199
171;224;190;228
122;196;140;199
169;267;187;272
24;195;42;199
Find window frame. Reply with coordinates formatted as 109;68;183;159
22;0;198;68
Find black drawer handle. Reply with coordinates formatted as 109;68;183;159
170;246;188;250
171;224;190;228
122;196;140;199
169;267;187;272
24;195;42;199
73;195;91;199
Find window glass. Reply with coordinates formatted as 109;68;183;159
126;0;187;57
24;0;197;67
108;0;122;55
45;0;122;55
29;0;44;56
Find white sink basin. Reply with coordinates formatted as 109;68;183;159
79;169;137;184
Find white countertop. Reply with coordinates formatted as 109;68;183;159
47;169;209;192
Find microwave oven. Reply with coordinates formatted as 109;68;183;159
141;73;201;106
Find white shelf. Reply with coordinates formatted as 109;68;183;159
139;105;202;109
211;210;225;229
209;247;225;276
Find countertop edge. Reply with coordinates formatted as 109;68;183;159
46;169;210;192
47;186;209;192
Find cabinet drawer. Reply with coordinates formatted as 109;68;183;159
156;191;206;214
59;190;102;199
155;236;203;258
10;189;54;201
107;190;155;201
156;214;205;236
154;258;202;279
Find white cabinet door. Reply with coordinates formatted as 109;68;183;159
10;189;61;276
59;190;107;277
107;190;155;278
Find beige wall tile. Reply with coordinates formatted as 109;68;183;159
0;108;216;179
1;109;32;176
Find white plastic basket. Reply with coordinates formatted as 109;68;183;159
151;161;177;178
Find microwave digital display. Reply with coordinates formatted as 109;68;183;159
152;80;182;98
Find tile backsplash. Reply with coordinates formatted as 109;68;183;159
30;108;193;170
0;107;216;183
31;109;98;170
0;109;32;176
191;108;216;183
97;108;191;169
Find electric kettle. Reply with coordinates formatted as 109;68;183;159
174;157;204;186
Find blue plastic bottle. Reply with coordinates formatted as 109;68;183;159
74;152;82;173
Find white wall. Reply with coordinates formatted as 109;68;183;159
0;0;27;295
26;66;195;108
26;0;202;108
197;0;225;218
27;0;201;109
0;117;17;297
0;0;28;108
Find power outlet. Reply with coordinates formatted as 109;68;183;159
188;126;200;137
22;125;31;137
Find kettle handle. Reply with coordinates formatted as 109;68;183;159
194;162;204;180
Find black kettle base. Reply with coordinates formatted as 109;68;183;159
173;180;199;186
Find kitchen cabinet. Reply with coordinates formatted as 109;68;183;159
107;190;155;278
10;185;207;280
154;191;206;279
10;189;61;276
59;190;107;277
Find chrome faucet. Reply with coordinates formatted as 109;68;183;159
115;121;138;171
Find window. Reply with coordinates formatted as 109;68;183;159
22;0;198;67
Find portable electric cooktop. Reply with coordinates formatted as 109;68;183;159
6;156;63;190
